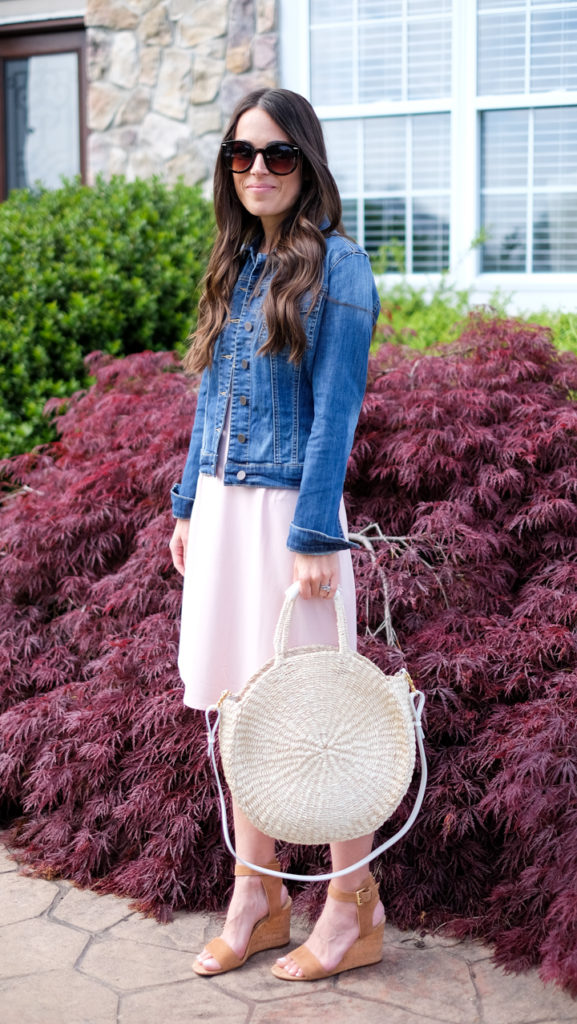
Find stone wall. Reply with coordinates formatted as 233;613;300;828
86;0;278;188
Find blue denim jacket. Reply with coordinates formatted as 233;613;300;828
171;232;380;554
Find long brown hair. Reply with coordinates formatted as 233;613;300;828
184;89;344;373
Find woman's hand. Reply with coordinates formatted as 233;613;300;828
293;551;339;600
170;518;190;576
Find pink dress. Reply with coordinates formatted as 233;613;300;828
178;406;357;710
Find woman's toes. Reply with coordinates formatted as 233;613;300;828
280;956;302;977
199;957;220;972
195;951;221;972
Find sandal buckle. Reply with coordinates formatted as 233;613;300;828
356;887;372;906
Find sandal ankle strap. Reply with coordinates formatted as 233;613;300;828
328;875;379;937
235;859;281;878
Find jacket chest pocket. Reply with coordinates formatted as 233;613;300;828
267;353;302;465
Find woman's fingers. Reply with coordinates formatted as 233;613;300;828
293;552;339;600
170;519;190;576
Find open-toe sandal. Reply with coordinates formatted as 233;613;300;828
193;860;291;976
271;873;384;982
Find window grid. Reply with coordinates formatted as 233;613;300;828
481;106;577;272
310;0;452;106
478;0;577;273
290;0;577;280
477;0;577;97
325;113;451;273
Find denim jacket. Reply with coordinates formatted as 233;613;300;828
171;232;380;554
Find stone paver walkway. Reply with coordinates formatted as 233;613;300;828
1;840;575;1024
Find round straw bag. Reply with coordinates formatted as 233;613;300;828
213;583;423;847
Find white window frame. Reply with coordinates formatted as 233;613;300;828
279;0;577;312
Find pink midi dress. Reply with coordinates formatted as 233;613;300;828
178;404;358;710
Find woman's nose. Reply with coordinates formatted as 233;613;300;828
251;152;268;174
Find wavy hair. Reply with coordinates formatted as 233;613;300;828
184;89;344;373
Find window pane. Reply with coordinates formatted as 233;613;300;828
323;119;360;193
412;114;451;190
341;198;359;241
364;117;406;192
359;0;402;17
310;26;353;104
310;0;353;24
533;194;577;271
4;52;80;193
478;0;524;8
482;195;527;271
413;196;450;272
482;110;529;189
409;0;451;13
534;107;577;187
364;198;407;267
478;11;526;94
531;8;577;92
479;0;524;7
408;17;452;99
359;19;402;102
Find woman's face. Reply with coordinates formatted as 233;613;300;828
232;107;302;248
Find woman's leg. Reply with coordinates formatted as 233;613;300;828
275;833;384;978
196;801;289;971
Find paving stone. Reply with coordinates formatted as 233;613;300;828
0;968;118;1024
0;871;59;925
0;917;88;978
338;941;479;1023
389;925;495;964
110;908;207;951
472;958;577;1023
80;935;193;990
0;844;18;873
52;886;134;932
120;978;249;1023
250;990;430;1024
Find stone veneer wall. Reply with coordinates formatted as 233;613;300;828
86;0;278;188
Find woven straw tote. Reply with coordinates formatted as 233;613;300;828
206;578;426;883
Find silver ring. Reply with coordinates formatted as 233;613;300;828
320;583;332;593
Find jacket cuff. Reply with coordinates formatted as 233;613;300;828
286;523;359;555
171;483;195;519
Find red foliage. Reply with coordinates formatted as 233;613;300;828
1;320;577;993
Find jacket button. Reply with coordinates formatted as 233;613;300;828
237;433;247;443
237;470;246;480
240;395;248;405
241;358;249;369
244;322;253;332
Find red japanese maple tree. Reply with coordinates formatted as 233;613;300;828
1;318;576;994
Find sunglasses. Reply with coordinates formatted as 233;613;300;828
221;140;301;175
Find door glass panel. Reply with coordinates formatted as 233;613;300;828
4;52;80;193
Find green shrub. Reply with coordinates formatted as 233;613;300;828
375;272;577;356
375;276;473;350
524;309;577;357
0;176;215;456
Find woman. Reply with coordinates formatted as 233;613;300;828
169;88;383;982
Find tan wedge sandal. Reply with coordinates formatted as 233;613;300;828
271;873;384;982
193;860;291;976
